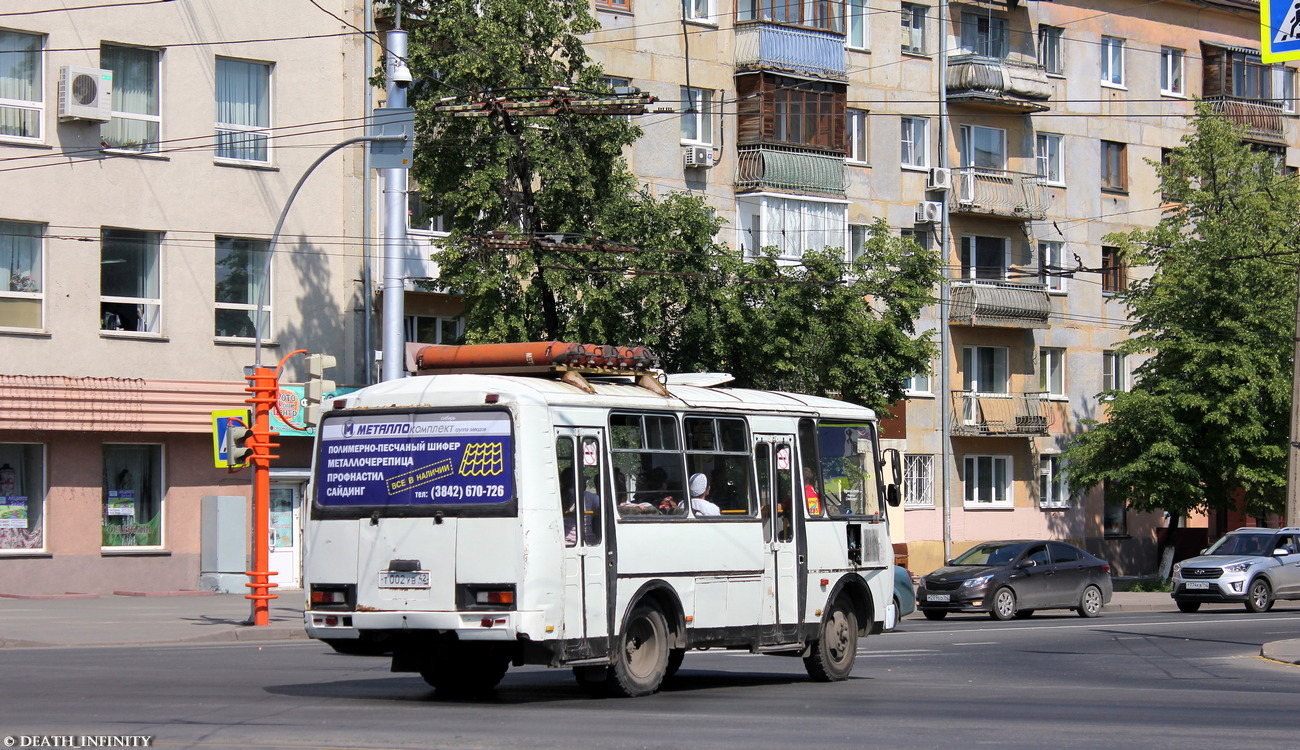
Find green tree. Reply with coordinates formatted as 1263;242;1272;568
1064;103;1300;530
394;0;939;409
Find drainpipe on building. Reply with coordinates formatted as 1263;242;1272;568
938;0;953;562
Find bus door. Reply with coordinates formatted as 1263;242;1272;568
755;436;801;644
555;429;611;658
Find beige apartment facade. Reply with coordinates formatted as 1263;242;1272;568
583;0;1298;576
0;1;376;595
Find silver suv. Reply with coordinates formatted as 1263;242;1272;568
1171;527;1300;613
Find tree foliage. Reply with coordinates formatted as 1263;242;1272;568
1063;103;1300;518
394;0;940;410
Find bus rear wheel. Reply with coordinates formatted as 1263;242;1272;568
607;603;670;697
804;598;857;682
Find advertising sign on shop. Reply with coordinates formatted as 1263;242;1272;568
0;496;28;528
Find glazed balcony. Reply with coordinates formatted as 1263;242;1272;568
1203;96;1287;145
946;54;1053;113
953;169;1048;220
949;281;1051;329
949;391;1051;436
735;22;847;81
735;144;846;197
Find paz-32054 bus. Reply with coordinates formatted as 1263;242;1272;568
303;342;902;697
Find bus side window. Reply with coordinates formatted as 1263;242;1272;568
775;443;794;542
579;436;603;545
556;437;579;547
755;443;773;542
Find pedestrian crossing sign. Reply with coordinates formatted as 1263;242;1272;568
1264;0;1300;62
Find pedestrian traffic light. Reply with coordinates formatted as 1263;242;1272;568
225;418;254;467
303;353;337;427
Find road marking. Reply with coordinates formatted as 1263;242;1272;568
951;641;997;646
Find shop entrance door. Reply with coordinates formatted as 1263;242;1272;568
268;480;303;589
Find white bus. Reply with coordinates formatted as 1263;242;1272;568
303;346;902;697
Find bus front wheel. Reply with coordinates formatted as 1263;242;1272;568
804;598;857;682
607;602;670;697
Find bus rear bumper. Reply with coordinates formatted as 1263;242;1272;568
305;609;544;641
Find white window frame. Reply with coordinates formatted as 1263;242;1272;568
904;368;932;396
847;0;869;50
683;0;716;24
680;86;713;145
960;13;1008;59
100;228;162;335
1040;240;1067;293
1101;36;1125;88
1039;454;1069;509
960;235;1011;282
960;124;1006;172
901;227;931;252
1039;347;1065;398
964;454;1012;508
1103;350;1129;393
405;314;464;345
737;194;848;260
901;116;929;169
963;345;1009;395
101;44;162;154
903;454;935;508
215;56;272;165
1160;47;1184;97
848;223;868;262
0;219;45;332
846;108;869;164
1038;25;1063;76
1036;132;1063;185
1273;66;1296;114
0;29;44;144
214;236;270;342
901;3;927;55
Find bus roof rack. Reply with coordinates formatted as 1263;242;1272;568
407;341;669;397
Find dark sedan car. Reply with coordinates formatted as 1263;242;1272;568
916;540;1113;621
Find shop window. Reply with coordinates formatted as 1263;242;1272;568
0;444;45;551
215;236;270;340
102;444;164;548
1;220;44;330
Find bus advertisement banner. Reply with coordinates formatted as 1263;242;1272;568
316;411;513;507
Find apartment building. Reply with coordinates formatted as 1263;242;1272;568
582;0;1298;575
0;1;375;595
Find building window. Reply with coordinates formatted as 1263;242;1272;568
964;455;1011;507
960;235;1009;281
1160;47;1184;96
1103;482;1127;536
684;0;716;23
595;0;631;11
900;227;931;251
1275;66;1296;113
0;443;45;551
847;0;869;49
102;444;163;548
1226;51;1270;99
1039;240;1066;293
1101;245;1126;294
1039;455;1069;509
1036;132;1063;184
100;229;161;334
736;73;847;150
846;108;869;163
405;314;463;345
904;368;931;395
1103;350;1128;393
848;223;868;261
1038;25;1063;75
960;124;1006;171
960;13;1007;58
1101;36;1125;87
214;237;270;340
736;0;843;32
963;346;1009;394
901;3;927;54
738;195;847;259
0;220;44;330
101;44;161;153
903;454;934;508
215;57;271;164
0;29;43;142
901;116;929;168
1100;140;1127;191
1040;347;1065;397
680;86;712;145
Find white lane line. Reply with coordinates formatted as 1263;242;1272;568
951;641;997;646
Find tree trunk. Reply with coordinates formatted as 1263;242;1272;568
1157;512;1182;580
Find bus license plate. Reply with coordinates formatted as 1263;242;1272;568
927;594;951;602
1185;581;1210;590
379;571;430;589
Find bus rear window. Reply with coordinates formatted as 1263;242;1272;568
315;410;513;509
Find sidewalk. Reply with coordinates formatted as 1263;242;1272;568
1;590;1297;664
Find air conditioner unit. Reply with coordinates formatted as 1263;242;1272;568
927;166;952;191
58;65;113;122
683;145;714;169
915;200;942;223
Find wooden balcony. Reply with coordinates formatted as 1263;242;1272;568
946;54;1053;113
953;169;1048;221
949;391;1051;436
736;144;846;197
735;22;846;81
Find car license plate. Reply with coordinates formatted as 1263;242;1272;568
379;571;430;589
1185;581;1210;590
927;594;951;602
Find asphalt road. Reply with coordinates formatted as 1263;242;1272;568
2;608;1299;750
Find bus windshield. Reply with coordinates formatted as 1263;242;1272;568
818;422;882;518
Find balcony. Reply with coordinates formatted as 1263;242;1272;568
946;54;1053;113
953;169;1047;220
735;22;846;81
949;391;1051;436
949;281;1051;328
736;144;846;197
1203;96;1287;146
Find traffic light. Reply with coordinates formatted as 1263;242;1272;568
225;418;254;467
303;353;337;427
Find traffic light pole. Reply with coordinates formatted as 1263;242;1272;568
243;366;281;626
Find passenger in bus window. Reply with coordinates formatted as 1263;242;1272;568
687;473;721;516
803;466;822;516
560;470;599;543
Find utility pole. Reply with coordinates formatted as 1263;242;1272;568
938;0;952;562
381;26;412;382
1287;260;1300;527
